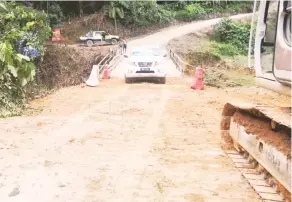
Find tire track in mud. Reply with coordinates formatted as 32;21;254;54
0;82;171;202
128;84;169;202
0;80;269;202
86;84;170;201
0;12;267;201
0;84;131;202
151;85;263;202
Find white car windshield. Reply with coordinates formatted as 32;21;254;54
85;32;93;37
132;49;161;57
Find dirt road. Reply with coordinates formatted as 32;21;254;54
1;77;289;202
112;13;251;79
1;13;290;202
1;78;269;202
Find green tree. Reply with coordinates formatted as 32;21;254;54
105;1;129;32
120;1;172;28
0;2;51;116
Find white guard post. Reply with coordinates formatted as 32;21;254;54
86;65;100;87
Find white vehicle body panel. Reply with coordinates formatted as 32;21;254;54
124;48;167;79
79;31;119;41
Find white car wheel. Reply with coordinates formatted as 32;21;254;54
86;40;94;46
111;39;118;45
160;77;166;84
125;77;131;84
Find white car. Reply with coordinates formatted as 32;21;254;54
79;31;120;46
124;48;167;84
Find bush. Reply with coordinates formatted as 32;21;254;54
174;3;206;22
121;2;172;28
210;41;240;57
212;18;251;54
201;1;253;14
48;3;64;27
0;2;51;117
174;1;253;22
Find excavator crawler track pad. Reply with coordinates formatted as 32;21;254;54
221;102;291;202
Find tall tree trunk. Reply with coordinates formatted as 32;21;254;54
38;1;43;10
114;18;117;33
79;1;83;17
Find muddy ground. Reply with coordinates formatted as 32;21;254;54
1;78;290;202
1;14;291;202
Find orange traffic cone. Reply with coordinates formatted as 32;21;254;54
191;67;205;90
103;64;111;79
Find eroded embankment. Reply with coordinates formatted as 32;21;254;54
26;45;112;99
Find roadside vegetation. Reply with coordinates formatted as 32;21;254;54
57;1;253;42
211;18;251;57
169;17;254;88
0;1;253;117
0;2;51;117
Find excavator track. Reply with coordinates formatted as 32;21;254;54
220;102;291;202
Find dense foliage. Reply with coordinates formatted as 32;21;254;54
211;18;251;56
117;1;253;27
25;1;253;28
173;3;206;21
47;3;64;27
0;2;51;116
161;1;252;22
121;1;172;28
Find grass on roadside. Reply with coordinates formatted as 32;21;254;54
184;41;255;88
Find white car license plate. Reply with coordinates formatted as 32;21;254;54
141;68;150;71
